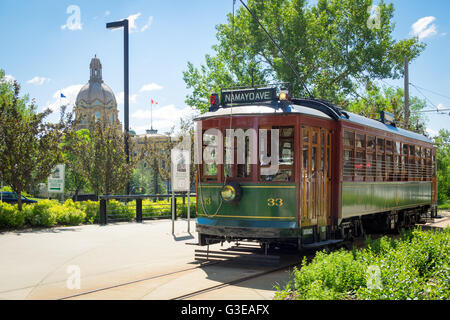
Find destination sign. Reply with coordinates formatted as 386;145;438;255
221;87;277;106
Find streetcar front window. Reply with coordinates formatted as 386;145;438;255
260;126;294;182
201;131;219;181
223;129;253;179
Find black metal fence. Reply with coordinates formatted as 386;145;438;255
99;193;196;225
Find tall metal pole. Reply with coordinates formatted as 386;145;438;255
404;56;410;129
123;19;130;195
107;19;131;195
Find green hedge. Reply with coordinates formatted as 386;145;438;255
275;227;450;300
0;202;26;228
0;197;197;229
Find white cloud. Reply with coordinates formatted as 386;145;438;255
114;13;152;33
1;74;15;84
411;16;437;40
46;84;84;112
139;82;163;92
141;16;153;32
131;104;198;133
116;91;138;105
437;103;446;111
27;76;50;86
127;13;141;33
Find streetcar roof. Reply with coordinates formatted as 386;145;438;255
195;102;333;121
195;102;433;144
342;111;433;144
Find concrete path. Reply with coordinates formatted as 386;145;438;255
0;219;291;300
0;219;205;299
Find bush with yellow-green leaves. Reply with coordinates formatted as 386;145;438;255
275;228;450;300
0;197;196;229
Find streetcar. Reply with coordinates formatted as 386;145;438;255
194;85;437;249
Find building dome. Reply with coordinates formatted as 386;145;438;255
75;56;117;107
76;82;117;107
74;56;121;131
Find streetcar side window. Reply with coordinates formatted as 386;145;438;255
386;140;393;153
367;136;375;149
344;131;354;147
377;138;385;153
343;150;354;177
343;130;355;180
355;133;366;179
395;141;401;154
356;134;365;148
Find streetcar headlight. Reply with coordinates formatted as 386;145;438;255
221;185;236;202
279;89;290;101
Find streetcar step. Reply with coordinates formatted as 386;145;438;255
194;249;280;266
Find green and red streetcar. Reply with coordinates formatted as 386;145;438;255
195;85;437;249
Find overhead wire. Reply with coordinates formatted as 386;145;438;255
408;83;450;101
376;78;449;115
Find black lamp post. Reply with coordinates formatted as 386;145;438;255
106;19;130;195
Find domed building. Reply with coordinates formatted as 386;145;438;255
74;56;121;131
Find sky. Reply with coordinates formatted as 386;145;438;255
0;0;449;136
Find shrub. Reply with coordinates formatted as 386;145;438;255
79;200;99;224
289;249;367;300
54;205;86;226
0;202;25;228
25;199;58;227
107;199;134;221
276;227;450;300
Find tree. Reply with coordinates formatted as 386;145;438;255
0;70;75;210
63;129;91;199
435;129;450;203
183;0;425;113
71;120;136;195
138;131;174;195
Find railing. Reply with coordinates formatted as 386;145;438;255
98;193;196;225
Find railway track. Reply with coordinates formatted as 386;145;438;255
58;226;434;300
58;261;222;300
58;243;302;300
170;261;300;300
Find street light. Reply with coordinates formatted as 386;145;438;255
106;19;130;195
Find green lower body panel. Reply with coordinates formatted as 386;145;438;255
342;181;432;218
196;182;298;240
197;182;297;221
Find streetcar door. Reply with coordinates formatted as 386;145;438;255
301;126;332;241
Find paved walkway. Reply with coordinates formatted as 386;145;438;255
0;219;203;299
